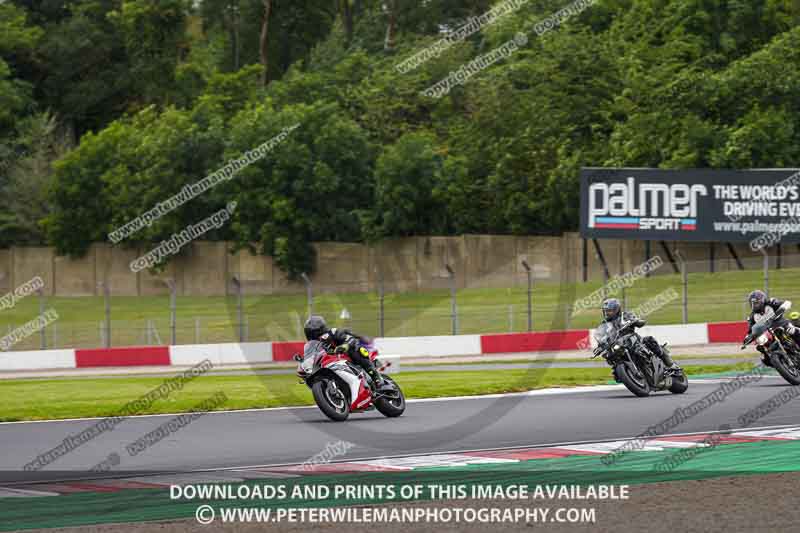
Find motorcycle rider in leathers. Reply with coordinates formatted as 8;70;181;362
745;290;800;367
303;315;393;393
600;298;681;371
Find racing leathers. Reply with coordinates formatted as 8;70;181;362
746;297;800;365
318;328;393;393
602;311;679;370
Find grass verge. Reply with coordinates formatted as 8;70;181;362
0;362;755;422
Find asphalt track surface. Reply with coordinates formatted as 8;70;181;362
1;373;797;485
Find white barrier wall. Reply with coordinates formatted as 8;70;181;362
0;323;732;373
374;335;483;357
639;323;709;347
170;342;273;366
588;323;709;349
0;349;76;371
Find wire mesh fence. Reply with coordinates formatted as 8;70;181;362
3;252;799;351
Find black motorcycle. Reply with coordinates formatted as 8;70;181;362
742;306;800;385
593;319;688;397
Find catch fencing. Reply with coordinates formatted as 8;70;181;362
2;252;799;351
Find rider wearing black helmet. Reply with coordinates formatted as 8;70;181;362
303;315;393;393
746;290;800;366
600;298;680;370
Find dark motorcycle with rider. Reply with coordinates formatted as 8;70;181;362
741;290;800;385
592;298;688;397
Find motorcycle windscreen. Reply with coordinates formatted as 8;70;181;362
752;306;776;335
594;322;616;345
303;340;324;358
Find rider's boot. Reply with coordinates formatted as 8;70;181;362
791;328;800;350
661;352;681;371
647;337;680;371
366;364;393;393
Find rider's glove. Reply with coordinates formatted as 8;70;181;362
788;323;797;335
334;343;351;354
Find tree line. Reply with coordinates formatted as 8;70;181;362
1;0;799;277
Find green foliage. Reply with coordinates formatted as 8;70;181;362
4;0;800;275
369;132;446;239
226;101;375;278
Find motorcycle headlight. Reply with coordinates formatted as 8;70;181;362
301;357;314;373
757;334;770;346
613;344;622;352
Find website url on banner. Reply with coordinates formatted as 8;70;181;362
197;506;596;525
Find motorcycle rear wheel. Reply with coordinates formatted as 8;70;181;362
769;351;800;386
616;364;651;397
374;376;405;418
312;379;351;421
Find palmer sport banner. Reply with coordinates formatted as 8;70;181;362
579;168;800;243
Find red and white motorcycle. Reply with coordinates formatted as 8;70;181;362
294;340;405;421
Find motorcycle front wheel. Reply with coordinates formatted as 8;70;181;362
769;351;800;386
668;372;689;394
374;376;406;418
616;363;651;397
312;378;351;421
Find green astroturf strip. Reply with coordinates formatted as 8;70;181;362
1;439;799;531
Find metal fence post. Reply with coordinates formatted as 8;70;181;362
37;288;46;349
521;260;533;331
674;250;688;324
97;281;111;347
166;278;177;345
232;276;244;343
445;264;457;335
759;248;769;297
377;271;385;338
300;272;313;317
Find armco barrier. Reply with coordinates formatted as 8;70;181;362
0;320;752;372
75;346;170;368
708;321;748;343
481;330;589;354
272;341;305;362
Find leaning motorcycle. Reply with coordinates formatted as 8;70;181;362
741;306;800;385
294;339;406;421
592;319;688;397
